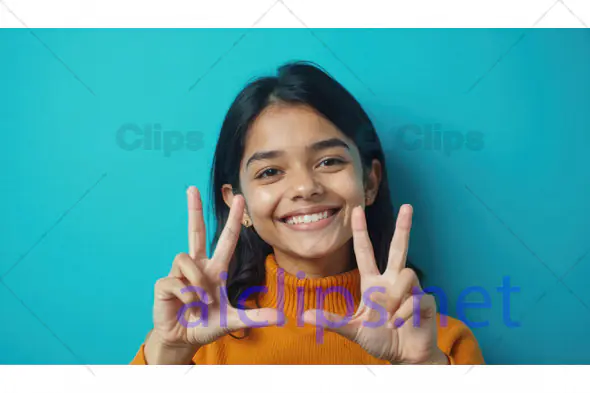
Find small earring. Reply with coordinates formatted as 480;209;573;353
242;216;252;227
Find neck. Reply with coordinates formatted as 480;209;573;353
272;241;354;278
259;253;362;317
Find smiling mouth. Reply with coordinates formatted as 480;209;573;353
279;208;341;225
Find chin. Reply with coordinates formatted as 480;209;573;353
291;249;332;260
286;240;342;260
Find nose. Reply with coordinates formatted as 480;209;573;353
287;167;324;201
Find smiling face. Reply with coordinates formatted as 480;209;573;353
222;103;381;271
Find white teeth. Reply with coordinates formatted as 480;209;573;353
285;210;332;225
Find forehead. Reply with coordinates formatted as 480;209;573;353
243;104;350;154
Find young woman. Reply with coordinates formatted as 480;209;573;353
130;61;484;365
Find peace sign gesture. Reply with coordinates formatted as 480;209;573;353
148;187;281;353
303;204;449;364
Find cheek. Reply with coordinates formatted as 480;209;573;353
325;170;365;202
246;187;280;221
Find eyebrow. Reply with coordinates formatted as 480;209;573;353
245;138;350;168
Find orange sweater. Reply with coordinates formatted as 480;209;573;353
131;254;484;365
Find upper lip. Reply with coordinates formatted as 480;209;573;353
278;205;341;221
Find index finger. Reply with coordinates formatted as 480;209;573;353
187;186;207;259
385;204;413;275
211;194;245;271
351;206;380;276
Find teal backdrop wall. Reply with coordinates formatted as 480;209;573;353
1;29;588;365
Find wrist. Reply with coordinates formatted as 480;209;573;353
419;348;450;365
145;331;200;365
152;330;200;349
390;348;450;365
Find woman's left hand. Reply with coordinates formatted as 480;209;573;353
303;204;449;365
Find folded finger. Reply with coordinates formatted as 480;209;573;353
154;277;200;304
227;307;283;331
172;253;216;304
367;269;419;315
393;292;436;328
302;309;357;341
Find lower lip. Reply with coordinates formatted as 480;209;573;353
278;210;340;232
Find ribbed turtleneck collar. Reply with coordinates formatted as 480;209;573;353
258;254;362;317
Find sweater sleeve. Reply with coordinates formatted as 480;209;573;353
437;314;485;365
130;344;148;365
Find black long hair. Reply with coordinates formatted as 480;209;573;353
209;60;421;311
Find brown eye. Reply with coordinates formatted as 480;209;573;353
318;158;345;167
256;168;281;179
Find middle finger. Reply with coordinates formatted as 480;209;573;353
385;204;413;276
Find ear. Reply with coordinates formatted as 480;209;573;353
221;184;251;223
364;159;382;206
221;184;235;209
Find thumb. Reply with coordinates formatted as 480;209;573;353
302;309;358;341
226;307;284;331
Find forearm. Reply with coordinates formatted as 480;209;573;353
144;330;200;365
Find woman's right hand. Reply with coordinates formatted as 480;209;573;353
147;186;281;353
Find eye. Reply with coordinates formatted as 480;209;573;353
318;157;346;167
256;168;281;179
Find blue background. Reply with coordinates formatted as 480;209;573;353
0;29;588;365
